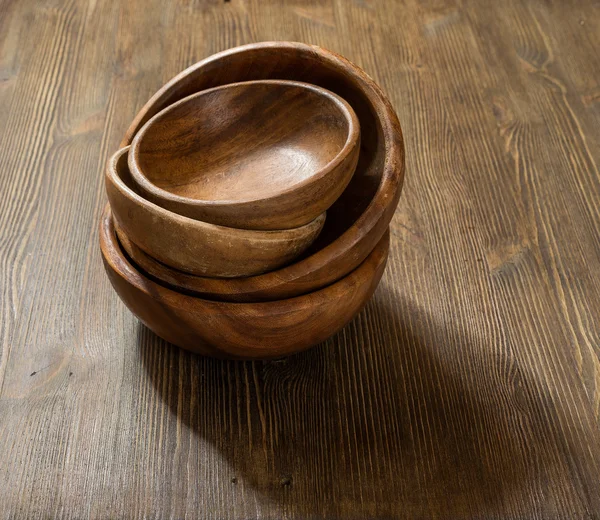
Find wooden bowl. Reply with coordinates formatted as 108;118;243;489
101;205;389;360
105;146;325;278
129;80;360;231
120;42;405;301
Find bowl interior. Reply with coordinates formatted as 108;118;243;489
107;145;327;277
124;44;387;254
118;43;404;301
132;81;354;204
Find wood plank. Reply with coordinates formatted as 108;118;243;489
0;0;599;518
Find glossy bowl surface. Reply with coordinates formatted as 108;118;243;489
101;205;389;359
119;42;405;301
129;80;360;230
106;146;325;278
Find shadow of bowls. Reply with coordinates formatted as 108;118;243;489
134;293;566;517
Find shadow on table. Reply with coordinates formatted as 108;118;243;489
136;292;559;518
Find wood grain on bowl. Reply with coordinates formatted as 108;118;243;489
120;41;405;300
128;80;360;231
101;205;389;359
105;147;325;278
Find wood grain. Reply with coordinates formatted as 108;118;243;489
1;0;600;518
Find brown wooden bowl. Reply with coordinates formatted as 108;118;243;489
105;146;325;278
120;42;405;301
100;205;389;360
128;80;360;231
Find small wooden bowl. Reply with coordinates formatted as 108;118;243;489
121;42;405;301
129;80;360;231
105;147;325;278
101;205;389;360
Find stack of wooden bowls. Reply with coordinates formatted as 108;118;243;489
101;42;405;360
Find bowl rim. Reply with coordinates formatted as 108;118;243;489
128;79;360;207
107;145;326;238
105;145;326;277
100;203;390;310
119;41;405;298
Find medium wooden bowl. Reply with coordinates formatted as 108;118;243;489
120;42;405;301
129;80;360;230
101;205;389;360
105;147;325;278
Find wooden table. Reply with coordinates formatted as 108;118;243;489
1;0;599;518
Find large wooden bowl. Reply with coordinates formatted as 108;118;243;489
101;206;389;360
105;147;325;278
120;41;405;301
129;80;360;230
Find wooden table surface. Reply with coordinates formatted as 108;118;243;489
1;0;599;518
